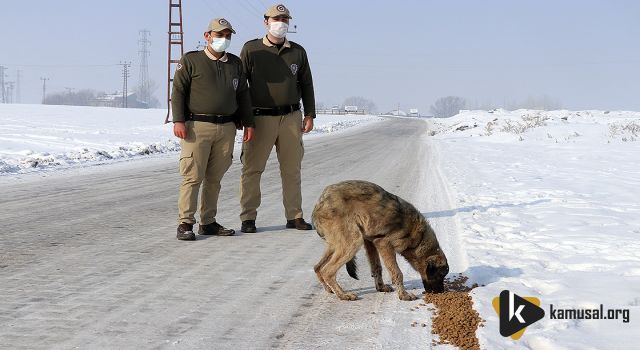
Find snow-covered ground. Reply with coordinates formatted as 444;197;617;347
2;104;638;348
428;109;640;349
0;104;382;175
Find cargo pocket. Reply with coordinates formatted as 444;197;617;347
179;151;194;177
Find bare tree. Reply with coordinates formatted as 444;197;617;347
430;96;467;118
509;95;561;110
343;96;377;113
44;89;98;106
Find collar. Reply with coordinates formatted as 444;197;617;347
262;36;291;49
204;47;228;62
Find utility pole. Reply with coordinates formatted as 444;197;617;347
40;77;49;104
166;0;184;123
138;29;151;107
64;87;74;105
6;82;14;104
119;61;131;108
16;70;22;104
0;65;7;103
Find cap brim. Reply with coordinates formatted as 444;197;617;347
266;14;292;19
212;27;236;34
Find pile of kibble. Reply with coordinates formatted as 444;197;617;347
423;274;484;350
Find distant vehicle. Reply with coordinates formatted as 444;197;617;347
409;108;419;117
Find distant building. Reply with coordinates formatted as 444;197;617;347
90;91;149;109
381;109;407;117
344;105;359;113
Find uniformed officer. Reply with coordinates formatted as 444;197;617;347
238;4;315;233
172;18;255;241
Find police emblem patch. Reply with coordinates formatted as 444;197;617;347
290;64;298;75
276;5;286;12
232;78;239;91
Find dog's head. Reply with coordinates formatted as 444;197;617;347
422;254;449;293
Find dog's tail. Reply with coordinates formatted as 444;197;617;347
346;258;359;280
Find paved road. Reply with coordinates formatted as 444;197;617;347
0;118;462;349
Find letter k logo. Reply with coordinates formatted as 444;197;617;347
492;290;545;339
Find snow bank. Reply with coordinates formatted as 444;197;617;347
0;104;382;175
429;109;640;143
426;109;640;349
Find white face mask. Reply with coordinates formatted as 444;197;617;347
210;37;230;53
268;21;289;38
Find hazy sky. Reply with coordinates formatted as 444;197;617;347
1;0;639;113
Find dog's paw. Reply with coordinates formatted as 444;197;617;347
337;292;358;301
376;284;394;293
398;292;417;301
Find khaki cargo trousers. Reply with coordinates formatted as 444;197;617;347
178;121;236;225
240;110;304;221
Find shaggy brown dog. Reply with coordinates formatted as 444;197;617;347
312;180;449;301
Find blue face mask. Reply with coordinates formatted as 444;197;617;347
210;37;230;53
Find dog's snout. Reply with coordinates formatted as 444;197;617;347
423;279;445;294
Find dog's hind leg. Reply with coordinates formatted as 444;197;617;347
320;240;362;301
363;240;393;293
376;242;417;301
314;247;334;293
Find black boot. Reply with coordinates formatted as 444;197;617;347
199;222;235;236
241;220;257;233
286;218;312;230
177;223;196;241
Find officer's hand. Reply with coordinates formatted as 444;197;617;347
174;122;187;139
243;127;255;142
302;116;314;133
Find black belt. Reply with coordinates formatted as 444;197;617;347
253;104;300;116
187;114;234;124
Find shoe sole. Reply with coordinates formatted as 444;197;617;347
199;231;236;236
286;225;313;230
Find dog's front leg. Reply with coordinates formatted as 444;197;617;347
376;243;417;301
364;240;393;292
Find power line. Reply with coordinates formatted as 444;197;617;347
256;0;269;10
197;0;253;30
245;0;264;16
238;0;262;18
1;63;119;68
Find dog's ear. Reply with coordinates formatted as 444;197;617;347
426;261;438;281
